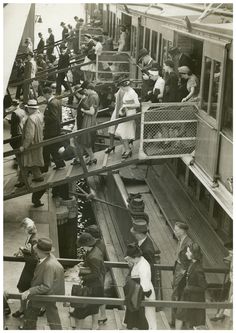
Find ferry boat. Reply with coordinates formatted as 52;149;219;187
3;3;233;330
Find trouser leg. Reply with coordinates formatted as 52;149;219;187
45;303;62;330
32;190;46;204
31;166;43;179
23;83;30;104
56;75;62;95
23;301;40;329
42;145;51;171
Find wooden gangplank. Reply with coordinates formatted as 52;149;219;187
4;141;140;200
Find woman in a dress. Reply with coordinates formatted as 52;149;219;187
79;82;99;165
115;78;140;159
124;243;157;330
82;34;95;82
70;233;105;329
175;243;207;329
178;66;199;102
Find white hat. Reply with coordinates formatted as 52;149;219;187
25;100;39;109
148;70;159;76
21;217;35;231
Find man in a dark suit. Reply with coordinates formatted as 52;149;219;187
60;22;69;40
42;87;65;171
169;47;193;72
56;45;70;95
170;221;193;327
46;28;55;62
21;238;65;329
36;32;45;54
130;218;161;297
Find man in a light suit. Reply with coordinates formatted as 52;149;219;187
21;238;65;330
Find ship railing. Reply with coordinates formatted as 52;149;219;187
3;256;229;274
3;113;141;191
5;293;232;310
4;257;231;311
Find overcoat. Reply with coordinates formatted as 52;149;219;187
22;111;44;167
176;261;207;326
29;253;65;307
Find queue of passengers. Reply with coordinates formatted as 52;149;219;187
7;212;227;330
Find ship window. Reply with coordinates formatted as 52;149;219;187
213;200;233;241
222;59;233;139
201;57;221;120
145;28;150;50
151;31;158;61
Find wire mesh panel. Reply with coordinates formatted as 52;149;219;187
139;103;198;159
96;51;131;83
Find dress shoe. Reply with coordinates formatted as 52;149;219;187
12;310;24;318
98;318;107;325
33;202;44;208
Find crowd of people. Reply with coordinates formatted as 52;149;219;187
5;213;232;330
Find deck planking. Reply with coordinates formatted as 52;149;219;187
4;141;141;201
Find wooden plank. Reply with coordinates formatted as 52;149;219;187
4;142;141;200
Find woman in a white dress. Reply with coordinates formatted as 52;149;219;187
124;243;157;330
115;79;140;159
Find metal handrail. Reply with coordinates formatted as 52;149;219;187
6;293;232;310
4;112;141;158
3;256;229;274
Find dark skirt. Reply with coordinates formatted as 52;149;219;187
72;285;104;319
176;291;206;327
124;307;148;330
17;256;38;292
80;114;96;148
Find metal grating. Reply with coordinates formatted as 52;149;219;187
139;103;198;159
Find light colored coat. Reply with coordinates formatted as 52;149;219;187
29;253;65;306
22;110;44;167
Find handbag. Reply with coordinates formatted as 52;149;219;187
70;283;91;308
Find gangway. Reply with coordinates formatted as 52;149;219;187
4;103;198;200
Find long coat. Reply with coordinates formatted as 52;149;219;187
44;97;62;139
17;233;38;292
176;261;207;327
29;253;65;307
22;110;44;167
72;245;105;319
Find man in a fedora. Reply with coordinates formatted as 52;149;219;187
170;221;192;328
130;217;160;294
21;237;65;330
16;100;44;187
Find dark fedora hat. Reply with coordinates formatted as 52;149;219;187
35;237;54;253
77;232;96;247
116;76;131;87
130;220;148;234
138;48;149;61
